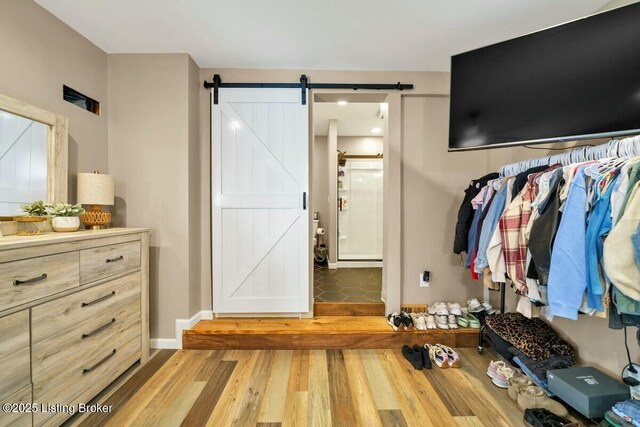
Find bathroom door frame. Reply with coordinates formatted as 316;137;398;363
310;91;401;314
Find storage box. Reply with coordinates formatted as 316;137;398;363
547;367;630;418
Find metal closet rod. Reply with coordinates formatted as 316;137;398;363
204;74;414;105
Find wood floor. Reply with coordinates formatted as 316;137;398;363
76;347;530;427
183;316;479;350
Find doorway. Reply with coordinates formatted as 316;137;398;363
312;100;385;304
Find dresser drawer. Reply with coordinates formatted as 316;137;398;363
0;347;30;401
0;310;29;360
0;384;32;427
80;241;140;284
34;324;141;426
32;272;141;343
0;252;79;311
33;297;140;381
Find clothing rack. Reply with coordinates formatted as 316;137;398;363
499;135;640;177
477;134;640;354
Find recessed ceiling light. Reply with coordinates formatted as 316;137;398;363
371;127;382;134
337;100;348;106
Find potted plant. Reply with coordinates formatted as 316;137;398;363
46;202;85;232
16;200;49;235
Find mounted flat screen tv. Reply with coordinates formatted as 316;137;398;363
448;3;640;151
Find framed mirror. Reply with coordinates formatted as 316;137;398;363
0;93;68;217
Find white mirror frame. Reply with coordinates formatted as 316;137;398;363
0;93;68;203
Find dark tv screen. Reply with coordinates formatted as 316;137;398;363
449;3;640;151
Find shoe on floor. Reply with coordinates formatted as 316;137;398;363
523;408;571;427
411;313;427;331
435;315;449;329
467;298;485;313
426;314;437;329
447;314;459;329
508;375;534;402
486;360;506;379
428;344;449;368
400;312;413;330
447;302;463;316
517;386;569;418
387;312;402;331
420;345;432;369
401;345;423;370
435;344;460;368
491;366;515;388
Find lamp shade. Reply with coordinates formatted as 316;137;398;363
77;172;115;206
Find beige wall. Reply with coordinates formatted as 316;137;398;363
338;136;383;155
188;57;202;316
313;136;329;232
108;54;200;338
0;0;108;202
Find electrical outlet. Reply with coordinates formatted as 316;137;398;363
420;271;430;288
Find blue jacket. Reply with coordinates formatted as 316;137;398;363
548;167;588;320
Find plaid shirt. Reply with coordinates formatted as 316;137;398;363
499;172;545;293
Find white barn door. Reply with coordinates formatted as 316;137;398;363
212;88;309;314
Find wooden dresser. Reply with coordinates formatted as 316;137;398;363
0;228;149;427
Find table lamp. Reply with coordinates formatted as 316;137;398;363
77;171;115;229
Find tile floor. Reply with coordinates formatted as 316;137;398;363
313;263;382;302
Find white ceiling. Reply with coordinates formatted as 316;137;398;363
314;103;384;137
35;0;612;71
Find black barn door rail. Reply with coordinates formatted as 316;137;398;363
204;74;414;105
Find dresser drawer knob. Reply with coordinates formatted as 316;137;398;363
81;291;116;307
82;349;117;374
82;318;116;339
105;255;124;263
13;273;47;286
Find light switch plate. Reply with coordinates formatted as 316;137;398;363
420;273;429;288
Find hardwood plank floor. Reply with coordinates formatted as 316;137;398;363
74;347;542;427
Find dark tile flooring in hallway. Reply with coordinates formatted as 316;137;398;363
313;263;382;302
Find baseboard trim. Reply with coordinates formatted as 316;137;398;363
150;310;214;349
337;261;383;268
328;262;338;270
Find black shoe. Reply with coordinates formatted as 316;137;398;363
387;313;402;331
400;312;413;330
402;345;423;370
419;345;432;369
524;408;570;427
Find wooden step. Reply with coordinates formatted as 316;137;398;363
182;316;480;350
313;302;385;316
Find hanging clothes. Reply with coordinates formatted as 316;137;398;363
453;172;499;254
547;166;589;320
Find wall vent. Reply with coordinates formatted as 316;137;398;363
63;85;100;115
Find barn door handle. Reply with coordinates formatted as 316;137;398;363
303;192;307;210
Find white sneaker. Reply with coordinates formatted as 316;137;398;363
447;314;458;329
482;301;496;314
431;302;449;316
467;298;484;313
426;315;437;329
435;315;449;329
447;302;463;316
427;302;442;315
411;313;427;330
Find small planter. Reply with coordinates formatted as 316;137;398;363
52;217;80;232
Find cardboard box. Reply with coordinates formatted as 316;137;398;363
547;367;630;418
